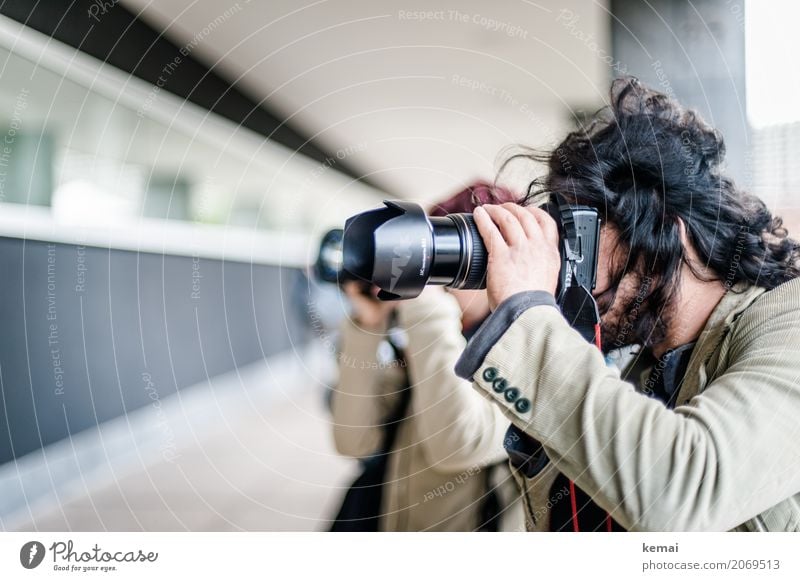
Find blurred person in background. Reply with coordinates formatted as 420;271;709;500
330;182;524;531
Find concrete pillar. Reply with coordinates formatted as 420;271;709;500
611;0;749;186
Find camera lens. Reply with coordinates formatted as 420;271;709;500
314;228;345;283
431;214;488;289
342;201;487;300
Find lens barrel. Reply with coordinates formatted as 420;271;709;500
445;213;487;290
315;228;346;284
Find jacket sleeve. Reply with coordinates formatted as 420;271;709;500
455;284;800;531
395;288;510;473
330;317;406;459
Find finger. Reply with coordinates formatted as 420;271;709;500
342;281;361;298
483;204;526;246
347;290;373;317
502;203;544;241
529;207;560;246
473;206;508;257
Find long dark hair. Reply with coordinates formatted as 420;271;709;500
501;76;800;347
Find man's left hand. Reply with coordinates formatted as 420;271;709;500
473;203;561;311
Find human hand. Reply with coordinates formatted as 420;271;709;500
446;287;491;330
343;281;396;331
472;203;561;311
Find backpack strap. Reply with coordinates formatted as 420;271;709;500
378;332;411;455
477;463;503;531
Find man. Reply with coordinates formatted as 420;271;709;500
455;77;800;531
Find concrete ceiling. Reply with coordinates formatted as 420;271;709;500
121;0;611;203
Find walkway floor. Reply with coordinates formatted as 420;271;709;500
11;380;356;531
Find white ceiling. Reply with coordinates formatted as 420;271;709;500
122;0;611;202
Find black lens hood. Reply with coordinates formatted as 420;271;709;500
343;200;433;299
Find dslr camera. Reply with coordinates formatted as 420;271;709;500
338;198;602;303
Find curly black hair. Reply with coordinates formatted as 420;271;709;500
501;76;800;348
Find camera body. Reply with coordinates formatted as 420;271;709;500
548;201;602;303
340;198;601;302
314;227;373;296
314;228;348;284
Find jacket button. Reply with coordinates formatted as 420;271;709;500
482;367;499;382
492;378;508;393
504;387;520;403
514;398;531;413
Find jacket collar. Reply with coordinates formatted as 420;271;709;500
674;282;767;404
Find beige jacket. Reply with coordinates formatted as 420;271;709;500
332;288;523;531
463;279;800;531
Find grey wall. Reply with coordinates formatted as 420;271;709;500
611;0;749;185
0;237;310;464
